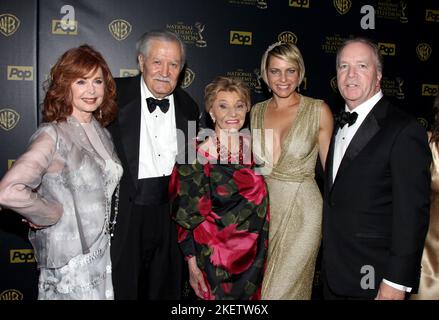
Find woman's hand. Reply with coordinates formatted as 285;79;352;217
187;256;210;299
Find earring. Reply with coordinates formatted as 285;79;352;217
99;108;102;119
210;113;216;123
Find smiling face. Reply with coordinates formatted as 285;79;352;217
138;39;182;99
266;55;300;99
210;90;249;135
70;67;104;123
337;41;382;110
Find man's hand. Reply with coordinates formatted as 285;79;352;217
375;281;406;300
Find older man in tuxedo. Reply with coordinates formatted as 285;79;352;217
108;30;200;299
322;37;431;300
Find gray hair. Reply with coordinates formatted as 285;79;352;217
336;37;383;73
136;29;186;70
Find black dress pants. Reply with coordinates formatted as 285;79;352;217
112;202;183;300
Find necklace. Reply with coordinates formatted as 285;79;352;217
216;135;243;164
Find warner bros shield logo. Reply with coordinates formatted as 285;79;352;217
109;19;132;41
0;14;20;37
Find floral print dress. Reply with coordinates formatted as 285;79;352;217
171;144;270;300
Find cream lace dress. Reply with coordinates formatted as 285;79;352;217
0;117;122;300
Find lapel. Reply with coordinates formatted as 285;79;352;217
331;97;389;190
173;88;190;158
174;90;185;129
118;77;142;186
116;79;197;184
326;127;338;190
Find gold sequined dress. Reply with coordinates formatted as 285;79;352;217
410;141;439;300
250;95;323;300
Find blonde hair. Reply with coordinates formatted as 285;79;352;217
260;41;305;86
204;76;251;113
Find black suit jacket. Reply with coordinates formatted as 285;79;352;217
322;97;431;298
108;75;200;266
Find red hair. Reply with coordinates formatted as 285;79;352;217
42;44;117;126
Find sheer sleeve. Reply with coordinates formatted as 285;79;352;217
0;124;63;226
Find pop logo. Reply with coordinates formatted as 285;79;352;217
426;9;439;22
230;31;252;45
10;249;35;263
119;69;138;77
52;5;77;35
422;84;438;96
8;159;15;169
378;42;396;56
52;20;77;34
7;66;33;81
289;0;309;8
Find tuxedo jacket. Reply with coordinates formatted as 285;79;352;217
322;97;431;298
107;75;200;266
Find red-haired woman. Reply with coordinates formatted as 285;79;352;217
0;45;122;300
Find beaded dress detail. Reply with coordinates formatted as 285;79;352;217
0;116;122;300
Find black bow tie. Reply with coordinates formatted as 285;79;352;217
146;97;170;113
335;110;358;128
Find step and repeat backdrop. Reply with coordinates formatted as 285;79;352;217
0;0;438;299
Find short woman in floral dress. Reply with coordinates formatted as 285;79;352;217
170;76;269;300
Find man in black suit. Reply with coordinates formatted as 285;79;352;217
108;30;200;299
322;37;431;300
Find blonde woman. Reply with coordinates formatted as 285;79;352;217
251;42;333;299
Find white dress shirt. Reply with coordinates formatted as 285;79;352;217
332;90;383;180
138;77;178;178
332;90;411;294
